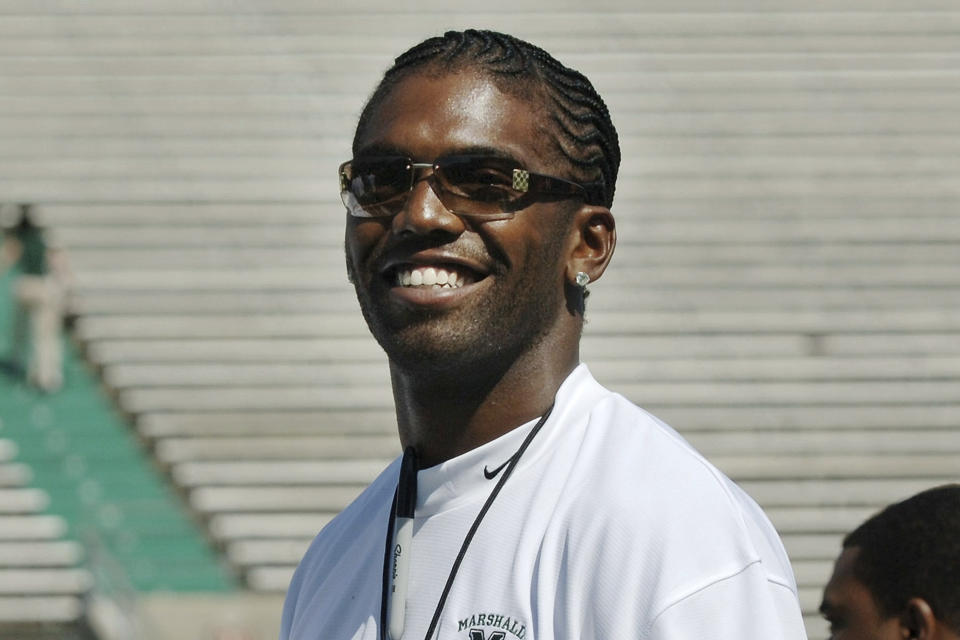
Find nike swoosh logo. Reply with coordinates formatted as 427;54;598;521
483;458;512;480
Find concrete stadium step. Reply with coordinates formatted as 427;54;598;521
781;534;844;561
6;109;960;140
736;478;959;507
245;566;297;593
135;406;958;443
1;8;957;38
58;243;957;276
0;596;84;623
0;441;16;462
587;288;960;312
712;455;960;481
5;27;960;57
0;541;84;567
76;310;960;341
101;357;960;390
86;338;387;365
12;133;960;161
804;616;828;640
118;380;960;414
614;333;960;358
86;335;819;365
685;430;960;455
226;539;312;567
604;264;960;286
594;357;960;382
68;248;342;270
70;287;960;316
208;513;335;540
191;486;366;513
4;66;958;99
46;208;958;237
120;386;395;413
611;380;957;409
103;363;389;389
38;202;324;225
10;90;960;118
54;226;335;249
766;506;878;534
71;291;363;315
0;569;92;595
793;559;834;589
8;50;960;77
62;251;960;286
157;436;400;463
0;464;32;487
7;173;960;202
655;404;960;431
85;332;960;367
53;218;960;252
137;410;395;438
172;460;390;487
193;478;951;523
57;242;960;271
0;488;49;513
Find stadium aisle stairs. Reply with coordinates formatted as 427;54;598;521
0;271;236;635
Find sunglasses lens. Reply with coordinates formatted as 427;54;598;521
339;155;534;218
436;157;518;215
341;157;412;217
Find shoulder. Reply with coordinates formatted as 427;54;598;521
555;375;798;608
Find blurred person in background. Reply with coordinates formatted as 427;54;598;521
1;203;68;392
820;484;960;640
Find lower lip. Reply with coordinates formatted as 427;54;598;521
387;278;487;309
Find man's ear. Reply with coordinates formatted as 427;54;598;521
564;205;616;286
900;598;938;640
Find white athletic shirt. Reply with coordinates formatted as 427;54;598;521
281;364;808;640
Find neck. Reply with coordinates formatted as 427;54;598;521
389;335;580;468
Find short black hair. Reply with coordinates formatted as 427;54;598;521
843;484;960;633
353;29;621;209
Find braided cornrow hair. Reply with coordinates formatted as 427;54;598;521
353;29;621;209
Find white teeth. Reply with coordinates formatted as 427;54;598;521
395;266;472;289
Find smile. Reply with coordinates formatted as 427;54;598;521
393;265;478;289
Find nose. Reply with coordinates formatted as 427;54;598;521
391;173;466;237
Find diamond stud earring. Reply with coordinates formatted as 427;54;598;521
575;272;590;288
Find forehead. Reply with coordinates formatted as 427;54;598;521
822;547;880;615
824;547;861;599
355;71;554;170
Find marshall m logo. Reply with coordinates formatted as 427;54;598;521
457;612;527;639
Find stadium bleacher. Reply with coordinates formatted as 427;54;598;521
2;2;959;638
0;276;235;639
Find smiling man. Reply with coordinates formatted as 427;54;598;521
820;485;960;640
280;30;806;640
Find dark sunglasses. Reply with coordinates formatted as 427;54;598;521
339;155;603;220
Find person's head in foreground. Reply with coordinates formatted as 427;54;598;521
821;484;960;640
341;28;619;466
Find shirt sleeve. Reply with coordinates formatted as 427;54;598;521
642;562;808;640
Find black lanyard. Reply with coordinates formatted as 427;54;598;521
380;405;555;640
